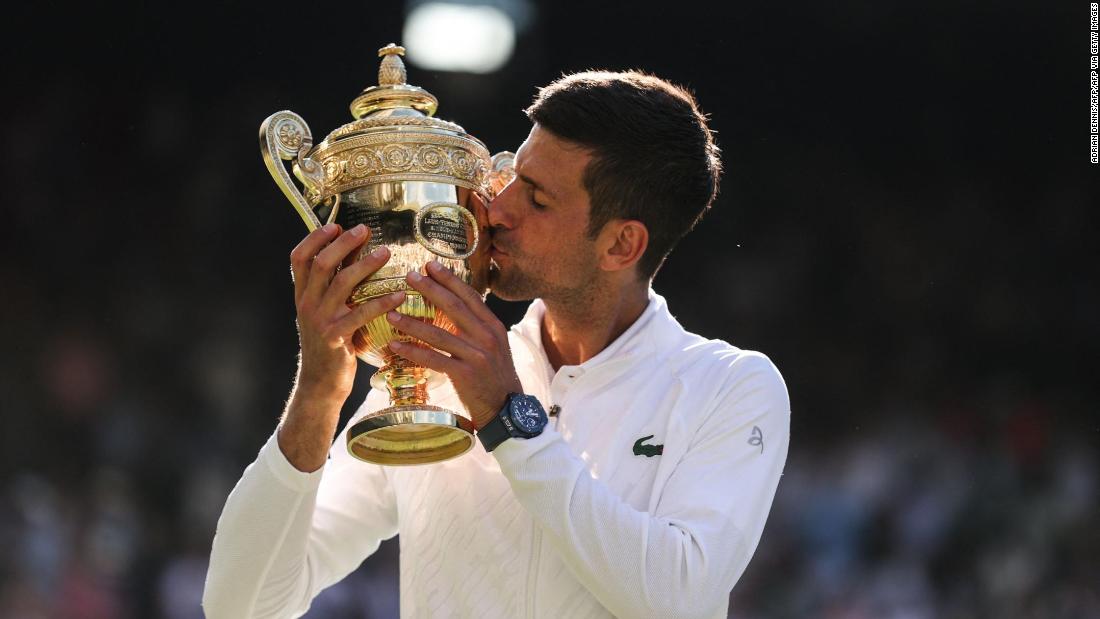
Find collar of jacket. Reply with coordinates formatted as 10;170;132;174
508;288;686;387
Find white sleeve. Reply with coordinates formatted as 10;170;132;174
203;390;399;619
492;353;790;619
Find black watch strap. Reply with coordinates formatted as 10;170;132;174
478;412;512;453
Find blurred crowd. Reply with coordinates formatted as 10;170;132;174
0;273;1096;617
3;3;1097;617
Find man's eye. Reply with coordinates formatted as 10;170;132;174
528;191;547;210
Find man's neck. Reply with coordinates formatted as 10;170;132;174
540;283;650;371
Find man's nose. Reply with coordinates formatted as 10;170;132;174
488;180;519;230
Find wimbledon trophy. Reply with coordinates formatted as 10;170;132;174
259;44;515;465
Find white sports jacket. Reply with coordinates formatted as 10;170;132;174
203;290;790;619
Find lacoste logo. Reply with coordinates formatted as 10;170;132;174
749;426;764;453
633;435;664;457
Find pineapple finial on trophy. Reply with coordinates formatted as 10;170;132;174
349;42;437;119
378;43;407;86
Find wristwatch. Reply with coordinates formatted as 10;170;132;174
478;393;548;452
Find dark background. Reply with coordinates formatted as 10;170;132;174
2;1;1097;617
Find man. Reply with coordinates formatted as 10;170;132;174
204;71;790;619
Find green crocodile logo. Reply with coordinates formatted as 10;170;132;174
633;435;664;457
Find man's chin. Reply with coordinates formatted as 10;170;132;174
488;266;537;302
488;289;533;302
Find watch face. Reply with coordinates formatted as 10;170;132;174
509;396;545;434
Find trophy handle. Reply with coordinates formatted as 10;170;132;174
414;202;480;260
486;151;516;198
260;111;327;231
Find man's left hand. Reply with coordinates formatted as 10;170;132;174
387;260;523;430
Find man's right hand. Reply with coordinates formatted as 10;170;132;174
279;222;405;472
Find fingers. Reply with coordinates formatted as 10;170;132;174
389;340;461;377
302;224;370;310
290;223;340;305
385;310;479;360
322;245;392;316
405;266;499;343
327;291;407;341
424;261;500;326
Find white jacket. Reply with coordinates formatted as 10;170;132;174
203;290;790;619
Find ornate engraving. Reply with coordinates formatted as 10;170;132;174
277;120;304;150
419;145;448;173
450;150;475;176
348;277;409;304
311;132;491;202
383;144;413;169
346;150;378;179
325;116;465;142
265;112;310;159
260;111;322;230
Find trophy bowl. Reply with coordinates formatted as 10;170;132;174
259;44;514;465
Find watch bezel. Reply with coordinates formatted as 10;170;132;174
479;393;547;452
507;394;546;436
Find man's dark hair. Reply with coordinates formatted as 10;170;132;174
525;70;722;279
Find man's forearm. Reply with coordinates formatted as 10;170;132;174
278;376;348;472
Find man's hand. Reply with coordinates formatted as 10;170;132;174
387;260;523;430
280;223;405;472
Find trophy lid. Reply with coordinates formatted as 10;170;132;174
349;44;438;118
321;43;468;142
300;43;491;204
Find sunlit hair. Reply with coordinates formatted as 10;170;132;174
525;70;723;279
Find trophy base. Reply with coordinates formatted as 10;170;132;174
346;404;475;465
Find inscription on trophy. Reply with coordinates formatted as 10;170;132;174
337;204;386;248
420;208;469;255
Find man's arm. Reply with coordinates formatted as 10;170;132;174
386;262;789;616
203;390;400;619
277;223;404;472
494;353;789;619
204;224;404;618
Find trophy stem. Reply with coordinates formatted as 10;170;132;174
379;361;429;406
346;356;473;465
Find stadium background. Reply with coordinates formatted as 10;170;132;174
1;1;1096;617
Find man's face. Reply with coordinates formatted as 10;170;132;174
487;125;601;303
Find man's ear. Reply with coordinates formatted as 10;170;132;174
597;219;648;273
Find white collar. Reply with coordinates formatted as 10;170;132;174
510;288;670;378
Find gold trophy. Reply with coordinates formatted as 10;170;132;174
259;44;515;465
